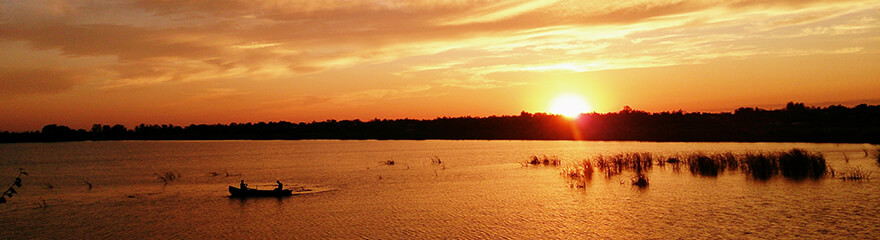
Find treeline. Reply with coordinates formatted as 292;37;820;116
2;102;879;143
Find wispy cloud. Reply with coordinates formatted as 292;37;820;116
0;0;878;128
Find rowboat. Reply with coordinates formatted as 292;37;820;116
228;186;293;197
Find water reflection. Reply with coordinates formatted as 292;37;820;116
228;195;289;208
0;140;877;239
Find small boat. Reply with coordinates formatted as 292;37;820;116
228;186;293;197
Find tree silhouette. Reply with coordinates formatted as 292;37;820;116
1;102;879;143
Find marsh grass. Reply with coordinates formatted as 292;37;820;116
686;154;722;177
741;153;778;180
838;166;872;181
631;173;649;188
82;180;93;192
594;152;653;177
561;159;594;180
684;152;739;177
525;155;561;166
155;171;181;186
209;169;241;177
777;149;826;180
676;149;826;180
556;149;830;185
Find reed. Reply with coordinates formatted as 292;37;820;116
685;153;722;177
631;173;649;188
838;166;872;181
558;149;830;186
561;159;594;180
82;180;93;191
155;171;182;185
593;152;653;177
741;152;778;180
777;149;826;180
526;155;561;166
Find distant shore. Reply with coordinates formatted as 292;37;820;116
2;102;879;144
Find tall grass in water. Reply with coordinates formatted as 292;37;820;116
684;152;738;177
777;149;826;180
741;153;778;180
561;159;594;180
677;149;826;180
525;155;561;166
594;152;653;177
557;149;829;188
721;149;826;180
561;159;598;188
686;154;721;177
631;173;649;188
837;166;872;181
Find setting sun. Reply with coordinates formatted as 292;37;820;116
549;94;592;118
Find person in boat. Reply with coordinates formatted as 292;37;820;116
275;180;283;191
240;180;248;190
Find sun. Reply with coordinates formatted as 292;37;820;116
548;94;592;118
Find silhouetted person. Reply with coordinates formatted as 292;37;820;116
275;180;283;191
240;180;248;190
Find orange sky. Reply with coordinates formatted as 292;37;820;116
1;0;879;131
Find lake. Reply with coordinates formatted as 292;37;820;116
1;140;878;239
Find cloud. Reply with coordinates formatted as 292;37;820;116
1;0;878;94
0;68;85;95
188;88;250;102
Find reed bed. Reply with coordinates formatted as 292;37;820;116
525;155;561;166
837;166;872;181
777;149;827;180
561;159;594;180
741;153;778;180
594;152;653;177
557;149;830;184
631;173;649;187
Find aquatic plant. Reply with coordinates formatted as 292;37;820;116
593;155;619;177
838;166;872;181
682;152;739;177
593;152;653;177
155;171;182;185
210;169;241;177
559;149;831;188
561;166;583;179
1;168;28;204
34;197;48;209
631;173;649;188
777;149;826;180
82;180;93;191
561;159;594;180
676;149;826;180
525;155;560;166
741;153;778;180
686;153;722;177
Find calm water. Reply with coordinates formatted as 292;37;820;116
0;140;878;239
